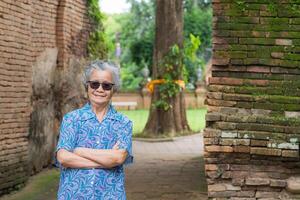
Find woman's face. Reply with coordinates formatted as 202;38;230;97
87;69;114;106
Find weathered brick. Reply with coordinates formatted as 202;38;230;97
205;145;234;153
285;111;300;118
217;122;237;130
208;191;238;198
207;171;222;179
232;178;245;186
271;52;284;59
220;139;250;146
221;131;238;138
234;146;250;153
245;178;270;186
205;164;219;171
231;197;255;200
208;183;241;192
231;164;250;171
222;171;231;179
282;150;299;158
250;147;281;156
203;128;222;138
207;92;223;100
250;140;268;147
204;138;219;145
275;39;293;46
212;58;230;65
255;191;281;198
206;99;237;107
206;113;222;121
208;1;300;199
270;179;286;188
246;66;271;73
209;77;243;86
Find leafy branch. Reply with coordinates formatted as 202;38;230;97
153;34;201;111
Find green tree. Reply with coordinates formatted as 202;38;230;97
143;0;190;136
102;0;212;90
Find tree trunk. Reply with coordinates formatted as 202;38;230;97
143;0;190;137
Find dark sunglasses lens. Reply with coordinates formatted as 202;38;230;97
102;83;113;90
89;82;100;89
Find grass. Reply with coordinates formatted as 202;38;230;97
119;108;207;135
1;168;59;200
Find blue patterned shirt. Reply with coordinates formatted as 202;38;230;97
56;103;133;200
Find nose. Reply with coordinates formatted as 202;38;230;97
96;84;105;92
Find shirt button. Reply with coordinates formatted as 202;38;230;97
96;141;100;144
91;181;94;184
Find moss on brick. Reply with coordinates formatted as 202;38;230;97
228;51;248;58
256;115;300;126
238;131;284;140
229;44;248;51
239;38;275;45
260;17;289;25
247;51;270;58
268;95;300;104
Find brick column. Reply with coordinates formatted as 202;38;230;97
205;1;300;199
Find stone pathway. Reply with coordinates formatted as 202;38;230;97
125;133;208;200
0;134;207;200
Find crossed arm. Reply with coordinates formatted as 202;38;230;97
56;142;128;169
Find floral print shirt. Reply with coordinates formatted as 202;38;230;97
56;103;133;200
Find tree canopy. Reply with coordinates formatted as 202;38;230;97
103;0;212;91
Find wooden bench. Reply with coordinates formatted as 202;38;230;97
112;101;138;110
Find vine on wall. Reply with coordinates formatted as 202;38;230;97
87;0;108;59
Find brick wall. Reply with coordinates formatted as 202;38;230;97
0;0;91;195
205;0;300;199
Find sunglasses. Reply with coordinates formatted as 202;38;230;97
87;81;114;91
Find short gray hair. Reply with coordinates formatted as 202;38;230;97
83;60;121;92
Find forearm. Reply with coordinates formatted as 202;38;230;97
74;148;127;168
57;149;105;169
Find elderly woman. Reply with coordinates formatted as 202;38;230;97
56;60;133;200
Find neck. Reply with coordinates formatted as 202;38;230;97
90;102;110;122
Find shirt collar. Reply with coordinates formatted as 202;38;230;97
80;103;119;121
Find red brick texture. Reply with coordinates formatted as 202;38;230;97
0;0;91;195
206;0;300;199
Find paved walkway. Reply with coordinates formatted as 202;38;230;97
0;134;207;200
125;133;208;200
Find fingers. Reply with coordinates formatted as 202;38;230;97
113;141;120;149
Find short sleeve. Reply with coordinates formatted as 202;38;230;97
118;121;133;165
54;114;78;167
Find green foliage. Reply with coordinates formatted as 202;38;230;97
118;0;155;65
183;34;203;85
87;30;109;59
266;2;278;14
153;34;202;110
87;0;103;24
183;1;212;86
130;38;153;67
289;3;300;15
184;1;212;51
103;0;212;91
87;0;108;59
235;0;247;12
120;62;144;91
153;45;184;110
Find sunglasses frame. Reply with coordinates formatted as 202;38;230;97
86;81;115;91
